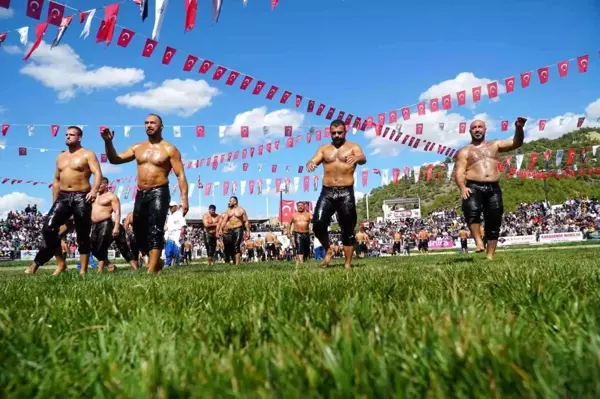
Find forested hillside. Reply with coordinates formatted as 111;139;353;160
357;128;600;220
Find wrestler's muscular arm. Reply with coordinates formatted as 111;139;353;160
242;209;251;239
100;128;137;165
306;145;326;172
346;143;367;166
496;117;527;153
111;193;121;237
86;151;103;202
168;145;189;216
454;148;471;200
52;160;61;202
216;212;230;237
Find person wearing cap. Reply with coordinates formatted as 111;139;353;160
164;201;186;267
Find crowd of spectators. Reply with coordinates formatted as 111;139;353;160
1;198;598;258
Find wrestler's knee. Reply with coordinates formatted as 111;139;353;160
341;230;356;246
312;219;328;237
77;236;91;254
148;226;165;249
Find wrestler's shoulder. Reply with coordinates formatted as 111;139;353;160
160;140;181;153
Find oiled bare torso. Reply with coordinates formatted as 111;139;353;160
91;192;114;223
56;149;93;192
133;141;173;190
321;143;357;187
465;142;501;182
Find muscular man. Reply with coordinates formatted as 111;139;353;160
306;119;366;269
202;205;220;265
287;201;312;264
101;114;189;273
417;228;429;253
458;226;470;255
245;238;255;262
26;126;102;275
392;230;402;255
255;234;265;261
454;117;526;260
90;177;136;272
355;229;369;258
183;240;192;265
265;232;276;261
216;196;250;265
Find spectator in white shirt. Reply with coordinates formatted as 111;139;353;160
164;202;187;266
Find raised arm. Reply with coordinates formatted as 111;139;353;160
496;117;527;153
169;145;189;216
100;128;137;164
86;151;103;202
454;148;470;200
306;145;325;172
111;194;121;237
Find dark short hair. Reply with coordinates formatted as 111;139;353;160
209;204;216;210
330;119;346;130
67;125;83;137
102;177;109;184
230;196;238;203
148;113;163;125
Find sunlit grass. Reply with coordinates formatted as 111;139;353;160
2;249;600;397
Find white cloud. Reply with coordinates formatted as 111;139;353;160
120;200;135;216
222;162;238;173
419;72;506;109
0;192;46;219
115;79;220;117
585;98;600;118
11;41;144;101
143;82;157;88
219;106;305;145
354;190;365;203
185;205;208;220
0;7;14;19
2;45;21;55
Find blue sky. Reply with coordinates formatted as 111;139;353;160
1;0;600;218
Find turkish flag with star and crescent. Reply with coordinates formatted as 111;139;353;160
117;28;135;48
26;0;44;20
280;200;295;223
199;60;214;73
142;38;157;57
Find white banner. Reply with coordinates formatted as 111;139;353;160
20;250;117;261
460;235;536;248
538;232;584;243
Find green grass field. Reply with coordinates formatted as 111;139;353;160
2;248;600;398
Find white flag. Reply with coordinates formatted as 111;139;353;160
124;126;131;137
17;27;29;46
447;163;455;180
243;0;248;6
116;185;124;199
381;169;389;185
173;126;181;138
258;164;262;172
265;178;272;194
413;166;420;183
293;176;300;193
515;154;524;171
152;0;169;41
188;183;195;199
240;180;246;195
28;125;35;136
219;125;227;138
352;127;357;135
80;9;96;39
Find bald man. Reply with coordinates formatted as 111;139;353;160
454;118;526;260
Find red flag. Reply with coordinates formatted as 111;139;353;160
577;55;589;73
353;117;362;129
459;122;466;134
316;103;325;116
161;46;176;64
557;60;569;77
472;86;481;102
199;60;214;73
225;71;240;85
442;95;452;110
528;153;539;171
266;85;278;99
538;67;549;84
266;142;272;152
365;116;374;128
257;145;263;155
184;0;197;32
577;117;585;128
213;65;227;80
26;0;43;19
401;107;410;120
538;120;546;131
307;100;315;112
324;128;330;138
241;126;249;138
486;82;498;99
242;149;247;159
389;110;398;123
361;170;368;187
415;124;423;135
501;120;508;131
0;33;6;44
233;150;239;159
249;147;255;157
521;72;531;88
280;200;294;223
326;107;335;120
284;126;292;136
240;75;253;89
271;0;279;10
271;165;277;173
19;147;27;156
252;81;265;95
315;130;321;141
505;77;515;93
183;55;198;71
303;176;309;192
51;124;60;136
100;154;108;163
79;10;88;23
1;124;8;136
375;125;382;136
336;111;345;122
280;90;292;104
377;113;385;125
47;1;65;26
116;28;135;48
295;95;302;108
417;102;426;115
242;163;248;172
196;126;205;137
429;98;439;112
24;22;49;61
227;152;232;161
101;3;120;46
286;137;293;148
392;168;400;184
142;38;157;57
274;141;280;150
456;90;466;106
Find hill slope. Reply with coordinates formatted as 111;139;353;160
357;128;600;220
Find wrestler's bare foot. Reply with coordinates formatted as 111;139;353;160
53;265;68;276
319;249;334;268
25;264;38;275
475;247;485;253
148;259;164;274
486;255;494;260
